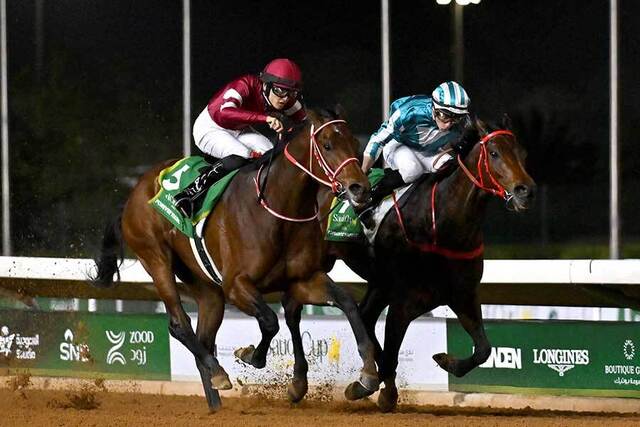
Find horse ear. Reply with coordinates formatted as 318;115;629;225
475;118;489;136
501;113;513;130
334;104;348;120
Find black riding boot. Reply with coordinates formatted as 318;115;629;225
174;155;249;218
357;168;406;229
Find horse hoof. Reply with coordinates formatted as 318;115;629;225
211;368;233;390
234;345;256;365
233;345;267;369
344;380;376;401
360;372;380;392
287;378;308;403
433;352;452;371
433;352;464;377
377;387;398;413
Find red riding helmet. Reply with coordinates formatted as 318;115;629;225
260;58;303;90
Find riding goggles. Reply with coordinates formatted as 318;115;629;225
271;85;299;99
434;108;464;124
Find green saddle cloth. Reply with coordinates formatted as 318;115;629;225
149;156;239;238
325;168;385;242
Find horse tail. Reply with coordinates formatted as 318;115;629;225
91;211;124;288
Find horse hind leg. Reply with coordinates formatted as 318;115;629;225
281;293;309;403
148;262;231;408
192;281;231;412
432;296;490;377
227;275;279;369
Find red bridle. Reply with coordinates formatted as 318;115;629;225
284;119;359;193
254;119;360;222
457;129;514;200
391;129;515;260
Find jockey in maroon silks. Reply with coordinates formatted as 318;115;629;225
174;58;307;218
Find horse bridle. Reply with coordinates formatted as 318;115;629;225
284;119;359;193
254;119;360;222
392;129;515;260
457;129;514;204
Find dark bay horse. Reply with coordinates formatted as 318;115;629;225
315;116;536;411
93;110;379;412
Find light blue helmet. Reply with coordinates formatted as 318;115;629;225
431;81;470;115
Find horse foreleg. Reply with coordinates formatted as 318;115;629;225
193;283;231;412
281;293;308;403
227;275;279;369
288;272;379;400
433;295;490;377
358;284;389;372
377;300;423;413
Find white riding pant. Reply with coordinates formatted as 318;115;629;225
382;140;453;183
192;107;273;159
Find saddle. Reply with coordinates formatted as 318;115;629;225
325;169;444;244
149;156;240;238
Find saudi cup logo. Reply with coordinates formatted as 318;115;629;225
106;331;126;365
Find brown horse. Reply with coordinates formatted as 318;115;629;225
313;116;536;411
93;110;379;412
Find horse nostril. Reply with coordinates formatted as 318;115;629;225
348;183;364;197
514;184;532;199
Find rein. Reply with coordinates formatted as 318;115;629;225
389;129;514;260
254;119;359;222
392;188;484;260
254;164;319;222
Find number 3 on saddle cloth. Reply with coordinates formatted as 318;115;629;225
325;168;413;244
149;156;239;239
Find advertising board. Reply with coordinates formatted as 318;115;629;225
0;309;170;380
448;319;640;397
171;314;448;390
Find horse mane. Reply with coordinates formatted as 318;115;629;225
316;107;342;121
409;116;508;190
455;115;508;160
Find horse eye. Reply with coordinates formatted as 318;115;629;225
490;151;499;158
323;143;332;150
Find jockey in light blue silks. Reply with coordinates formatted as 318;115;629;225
357;81;472;228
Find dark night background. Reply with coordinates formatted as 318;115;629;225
3;0;640;258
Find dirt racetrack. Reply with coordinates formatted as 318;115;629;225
2;377;640;427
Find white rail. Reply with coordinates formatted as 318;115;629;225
1;257;640;310
1;257;640;284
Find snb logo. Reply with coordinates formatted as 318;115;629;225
59;329;90;362
106;331;126;365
